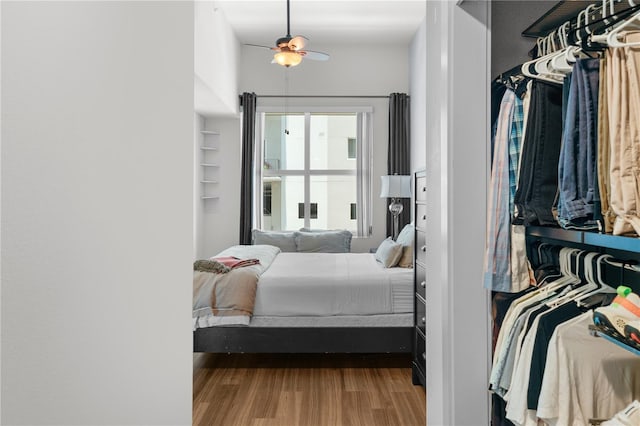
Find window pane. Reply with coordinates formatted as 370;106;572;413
310;114;357;170
310;175;356;231
264;113;305;171
298;203;318;219
262;176;304;231
347;138;357;159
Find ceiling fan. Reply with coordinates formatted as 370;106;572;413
245;0;330;67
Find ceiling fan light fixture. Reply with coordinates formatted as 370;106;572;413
274;50;302;67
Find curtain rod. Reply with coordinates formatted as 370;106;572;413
256;95;407;99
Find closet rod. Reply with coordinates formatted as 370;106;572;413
255;95;402;99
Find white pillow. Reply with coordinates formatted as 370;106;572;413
375;237;404;268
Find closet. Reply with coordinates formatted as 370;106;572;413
488;1;640;425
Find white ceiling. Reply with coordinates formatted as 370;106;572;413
212;0;427;46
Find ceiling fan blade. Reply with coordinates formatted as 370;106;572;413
288;35;308;51
299;50;330;61
245;43;279;51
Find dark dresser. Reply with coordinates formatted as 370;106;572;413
412;170;427;387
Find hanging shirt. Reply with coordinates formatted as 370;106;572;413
485;89;526;292
537;312;640;425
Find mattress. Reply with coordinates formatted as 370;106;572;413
252;252;413;317
250;313;413;327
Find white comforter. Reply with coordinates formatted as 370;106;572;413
253;252;413;316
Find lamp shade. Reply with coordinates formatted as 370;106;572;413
380;175;411;198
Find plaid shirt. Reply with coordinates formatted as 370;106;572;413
484;89;525;292
509;96;524;213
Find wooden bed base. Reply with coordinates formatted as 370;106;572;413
193;326;413;353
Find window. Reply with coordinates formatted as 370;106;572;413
347;137;357;159
298;203;318;219
253;108;372;236
263;183;272;216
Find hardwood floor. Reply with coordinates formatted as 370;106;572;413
193;353;426;426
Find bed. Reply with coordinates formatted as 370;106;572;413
193;243;414;353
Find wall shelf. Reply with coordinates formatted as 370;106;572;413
200;129;220;201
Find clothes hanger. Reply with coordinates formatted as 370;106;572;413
521;35;566;84
590;0;618;44
575;254;617;306
588;0;640;46
549;22;577;73
548;251;600;308
541;247;582;296
606;7;640;47
534;244;564;287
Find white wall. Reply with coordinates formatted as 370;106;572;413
424;1;491;425
195;0;241;116
410;17;427;176
198;43;411;255
1;2;193;424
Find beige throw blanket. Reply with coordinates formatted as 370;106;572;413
192;267;259;328
192;244;281;329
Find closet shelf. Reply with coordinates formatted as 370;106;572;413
201;130;220;135
201;147;219;151
201;196;219;200
522;0;592;37
200;163;219;167
522;0;634;38
526;226;640;252
200;180;219;184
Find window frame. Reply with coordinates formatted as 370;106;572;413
253;106;373;236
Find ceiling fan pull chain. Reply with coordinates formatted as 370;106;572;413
284;68;290;135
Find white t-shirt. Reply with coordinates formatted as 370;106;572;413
537;312;640;426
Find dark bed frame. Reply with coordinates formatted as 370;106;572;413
193;326;413;353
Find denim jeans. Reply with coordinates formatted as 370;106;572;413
557;58;601;230
514;81;564;226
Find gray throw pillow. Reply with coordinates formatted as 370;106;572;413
294;230;352;253
251;229;297;252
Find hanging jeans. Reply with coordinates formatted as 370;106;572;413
514;81;564;226
557;58;601;230
608;31;640;236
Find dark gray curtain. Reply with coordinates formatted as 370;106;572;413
239;92;257;245
387;93;411;236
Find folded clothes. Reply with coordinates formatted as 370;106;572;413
212;256;260;269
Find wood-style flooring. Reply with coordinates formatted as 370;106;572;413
193;353;426;426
